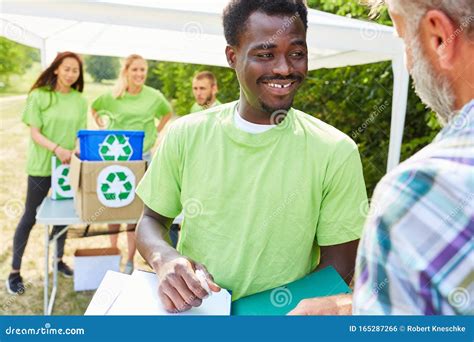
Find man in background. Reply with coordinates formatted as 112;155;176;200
190;71;221;113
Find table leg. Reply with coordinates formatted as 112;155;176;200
44;224;50;315
49;236;59;315
53;237;58;292
47;226;69;315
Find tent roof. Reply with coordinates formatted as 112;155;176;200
0;0;403;70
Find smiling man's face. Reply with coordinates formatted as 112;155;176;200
227;11;308;115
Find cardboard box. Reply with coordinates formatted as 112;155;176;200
51;156;74;200
74;248;121;291
69;154;146;222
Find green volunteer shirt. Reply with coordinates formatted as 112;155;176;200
136;101;367;300
190;99;222;113
22;88;87;177
92;85;172;152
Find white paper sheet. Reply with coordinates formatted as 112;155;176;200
85;271;130;315
106;270;232;316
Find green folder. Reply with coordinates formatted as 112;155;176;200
231;266;351;315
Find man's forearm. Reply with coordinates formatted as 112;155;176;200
332;294;353;314
136;213;180;272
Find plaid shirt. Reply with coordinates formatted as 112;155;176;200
353;100;474;315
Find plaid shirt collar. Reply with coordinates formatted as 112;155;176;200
436;99;474;141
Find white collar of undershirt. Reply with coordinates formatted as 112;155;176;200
233;107;276;134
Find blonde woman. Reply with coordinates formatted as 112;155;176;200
91;54;173;274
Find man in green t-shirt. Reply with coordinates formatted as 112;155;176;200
135;0;367;313
190;71;222;113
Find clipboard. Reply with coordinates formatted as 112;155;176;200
231;266;351;315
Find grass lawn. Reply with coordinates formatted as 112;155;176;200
0;80;150;315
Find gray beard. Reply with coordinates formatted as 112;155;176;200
409;34;457;126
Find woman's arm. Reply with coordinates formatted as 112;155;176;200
91;109;106;128
156;112;172;133
30;127;73;164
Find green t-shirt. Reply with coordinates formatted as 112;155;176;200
22;88;87;176
190;99;222;113
92;85;172;152
136;101;367;300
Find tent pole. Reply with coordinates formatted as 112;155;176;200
387;54;409;172
40;39;59;70
40;39;48;70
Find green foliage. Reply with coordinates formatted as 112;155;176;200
85;55;120;82
0;37;39;84
301;1;439;193
143;0;440;195
307;0;391;24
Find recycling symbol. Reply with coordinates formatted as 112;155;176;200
54;165;73;198
96;165;136;208
99;134;133;161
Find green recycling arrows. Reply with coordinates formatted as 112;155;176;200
52;156;73;200
57;167;72;192
99;134;133;161
96;165;136;208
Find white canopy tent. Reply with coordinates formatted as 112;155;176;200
0;0;409;171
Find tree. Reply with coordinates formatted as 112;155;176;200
85;55;120;82
0;37;38;84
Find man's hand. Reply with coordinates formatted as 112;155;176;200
136;207;220;313
287;294;352;315
157;256;221;313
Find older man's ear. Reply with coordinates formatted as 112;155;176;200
420;10;458;70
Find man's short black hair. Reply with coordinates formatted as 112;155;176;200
223;0;308;46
